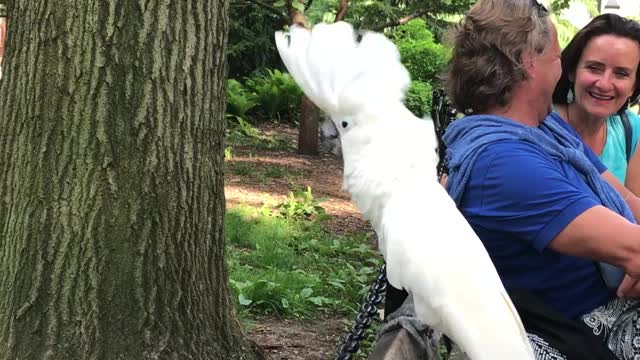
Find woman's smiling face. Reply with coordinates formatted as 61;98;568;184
571;34;640;118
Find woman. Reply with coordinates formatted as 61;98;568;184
553;14;640;194
443;0;640;359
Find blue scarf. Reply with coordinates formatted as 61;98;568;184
443;113;634;288
444;113;634;223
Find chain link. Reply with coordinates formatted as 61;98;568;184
334;263;387;360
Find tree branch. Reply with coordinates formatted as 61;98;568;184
242;0;288;24
371;9;431;31
335;0;349;22
304;0;314;11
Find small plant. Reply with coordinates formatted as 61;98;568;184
224;146;234;160
245;69;303;122
262;165;286;179
226;79;258;119
225;205;383;318
227;114;261;139
225;114;295;151
226;161;254;176
276;186;328;221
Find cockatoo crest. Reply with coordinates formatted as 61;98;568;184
275;22;412;136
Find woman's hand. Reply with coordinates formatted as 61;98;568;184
617;274;640;298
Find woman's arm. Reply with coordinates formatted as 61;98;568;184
603;170;640;223
625;152;640;196
623;110;640;195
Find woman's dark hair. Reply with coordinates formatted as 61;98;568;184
552;13;640;113
443;0;551;114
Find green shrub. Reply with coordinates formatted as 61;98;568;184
390;19;450;85
226;205;383;318
245;69;303;122
226;79;258;119
405;80;433;118
276;186;329;221
227;6;285;79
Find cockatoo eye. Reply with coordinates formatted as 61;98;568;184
341;121;349;128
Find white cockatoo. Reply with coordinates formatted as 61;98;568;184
274;22;535;359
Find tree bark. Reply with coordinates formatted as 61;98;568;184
297;95;320;155
294;0;350;156
335;0;349;22
290;10;319;155
0;1;258;359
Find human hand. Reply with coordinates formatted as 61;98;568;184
616;274;640;298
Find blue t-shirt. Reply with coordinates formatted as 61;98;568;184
458;113;614;319
600;110;640;183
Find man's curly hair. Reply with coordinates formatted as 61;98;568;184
443;0;551;114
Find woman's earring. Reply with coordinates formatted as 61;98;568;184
628;97;632;108
567;83;574;104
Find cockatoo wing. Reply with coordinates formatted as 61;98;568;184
380;180;534;360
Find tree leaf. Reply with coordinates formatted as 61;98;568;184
301;288;313;298
238;294;253;306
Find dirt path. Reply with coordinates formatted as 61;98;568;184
225;124;372;359
245;316;347;360
225;124;371;236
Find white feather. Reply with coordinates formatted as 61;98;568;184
275;22;535;360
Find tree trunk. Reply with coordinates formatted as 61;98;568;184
289;10;319;155
293;1;351;156
0;2;258;359
297;96;320;155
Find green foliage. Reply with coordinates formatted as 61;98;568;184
227;114;261;138
549;0;599;49
276;186;329;220
227;161;255;176
550;0;573;12
226;116;294;151
227;2;286;78
245;69;304;122
405;80;433;117
224;146;234;160
226;205;383;318
226;79;258;119
345;0;474;30
550;0;598;17
390;19;450;85
552;15;580;49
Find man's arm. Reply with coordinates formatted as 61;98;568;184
549;204;640;278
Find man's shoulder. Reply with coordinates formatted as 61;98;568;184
478;139;549;166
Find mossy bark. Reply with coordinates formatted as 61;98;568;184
0;1;256;359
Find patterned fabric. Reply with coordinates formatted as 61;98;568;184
528;334;567;360
581;298;640;360
527;298;640;360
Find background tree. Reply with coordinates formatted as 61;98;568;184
550;0;599;47
227;0;474;154
0;1;259;359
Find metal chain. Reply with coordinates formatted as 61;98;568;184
334;263;387;360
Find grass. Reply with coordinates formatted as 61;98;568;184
226;205;382;318
226;160;306;184
226;128;294;152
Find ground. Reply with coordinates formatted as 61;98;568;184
225;123;373;360
225;123;371;236
243;315;349;360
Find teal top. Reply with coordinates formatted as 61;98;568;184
600;110;640;184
